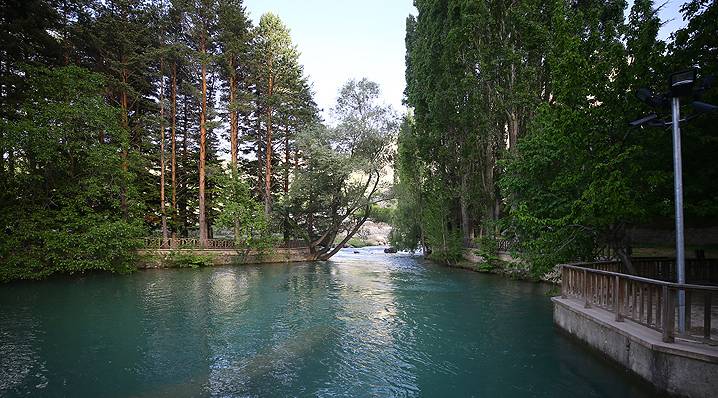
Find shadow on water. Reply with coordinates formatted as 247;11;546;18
0;247;672;397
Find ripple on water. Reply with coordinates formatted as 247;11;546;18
0;249;670;397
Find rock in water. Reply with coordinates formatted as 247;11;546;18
384;247;397;254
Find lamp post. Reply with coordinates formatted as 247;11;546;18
668;69;696;334
631;69;717;335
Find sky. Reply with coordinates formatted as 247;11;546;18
243;0;416;118
243;0;688;119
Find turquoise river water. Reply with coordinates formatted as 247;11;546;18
0;247;668;397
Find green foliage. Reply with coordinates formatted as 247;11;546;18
287;79;396;260
1;0;324;281
345;237;371;248
422;187;465;264
476;233;499;263
369;205;393;224
390;115;424;253
215;170;275;253
498;0;676;275
401;0;718;274
0;66;143;282
165;251;215;269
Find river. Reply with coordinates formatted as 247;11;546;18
0;247;667;397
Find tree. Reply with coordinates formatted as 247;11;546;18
252;13;303;217
81;0;157;219
499;0;651;275
390;113;427;253
217;0;251;174
288;79;397;260
215;169;272;254
0;66;142;281
668;0;718;224
186;0;219;245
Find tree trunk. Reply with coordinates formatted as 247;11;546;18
284;125;290;193
159;59;169;246
318;207;372;261
508;112;518;151
119;65;129;220
171;61;177;239
181;93;189;237
256;113;264;198
617;247;636;275
264;74;274;217
484;142;495;228
460;172;471;247
229;58;238;174
198;34;208;247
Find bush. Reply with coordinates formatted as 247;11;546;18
369;205;394;224
165;251;215;269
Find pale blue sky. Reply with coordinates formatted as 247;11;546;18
243;0;687;118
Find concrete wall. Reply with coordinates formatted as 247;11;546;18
137;248;314;268
553;298;718;398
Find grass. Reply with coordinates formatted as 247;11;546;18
345;237;372;248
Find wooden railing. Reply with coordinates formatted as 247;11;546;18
578;258;718;285
561;263;718;344
141;238;308;250
497;238;516;252
467;238;516;252
141;237;236;250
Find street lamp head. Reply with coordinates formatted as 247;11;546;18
693;101;718;113
631;69;716;129
635;88;668;109
628;113;658;127
669;69;697;98
635;88;653;103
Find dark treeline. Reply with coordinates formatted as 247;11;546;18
1;0;397;281
392;0;717;274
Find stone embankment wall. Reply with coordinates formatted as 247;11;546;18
137;248;314;268
553;297;718;398
462;249;562;282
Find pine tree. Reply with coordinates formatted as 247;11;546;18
217;0;251;175
186;0;219;245
252;13;303;217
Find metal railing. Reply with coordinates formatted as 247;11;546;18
140;238;308;250
561;263;717;344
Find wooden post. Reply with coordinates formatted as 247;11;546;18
685;290;692;332
638;283;644;323
705;293;712;340
614;275;623;321
662;286;675;343
561;266;567;298
584;269;591;308
647;285;654;326
632;282;637;320
656;285;662;326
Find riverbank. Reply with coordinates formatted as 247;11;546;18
137;247;314;268
442;248;561;285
